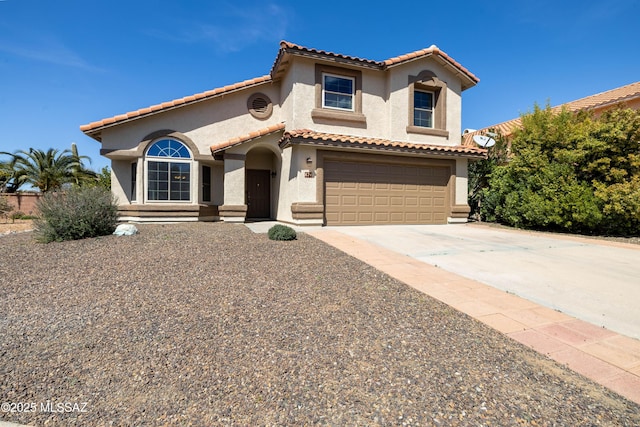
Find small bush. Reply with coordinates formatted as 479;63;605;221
34;186;118;243
268;224;297;241
10;211;25;220
0;195;13;218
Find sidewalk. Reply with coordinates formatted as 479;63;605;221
307;229;640;405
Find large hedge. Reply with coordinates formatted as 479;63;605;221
479;105;640;235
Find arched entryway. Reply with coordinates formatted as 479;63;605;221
245;147;278;219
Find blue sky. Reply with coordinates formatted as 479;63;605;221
1;0;639;174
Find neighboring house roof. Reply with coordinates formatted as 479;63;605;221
279;129;486;159
82;41;478;141
463;81;640;146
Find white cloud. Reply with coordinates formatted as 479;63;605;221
146;2;290;53
0;31;103;71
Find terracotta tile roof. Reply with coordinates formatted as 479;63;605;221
210;122;285;154
463;81;640;146
562;80;640;111
281;129;486;158
80;75;272;138
272;41;479;90
82;41;478;140
382;44;479;87
273;41;381;70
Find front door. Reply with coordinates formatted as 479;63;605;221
246;169;271;218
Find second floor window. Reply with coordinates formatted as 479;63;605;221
414;90;434;128
323;73;354;111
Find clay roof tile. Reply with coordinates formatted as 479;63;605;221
464;81;640;145
210;122;286;154
81;75;272;135
281;130;486;158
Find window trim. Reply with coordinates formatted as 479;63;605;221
321;72;355;111
413;89;435;128
144;138;194;203
407;70;449;138
312;64;366;124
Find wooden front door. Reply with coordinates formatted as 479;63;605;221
246;169;271;218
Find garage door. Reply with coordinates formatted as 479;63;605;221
324;160;450;225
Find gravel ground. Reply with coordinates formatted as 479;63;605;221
1;223;639;426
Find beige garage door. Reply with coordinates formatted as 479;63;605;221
324;160;451;225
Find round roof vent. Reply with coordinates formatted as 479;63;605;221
247;93;273;120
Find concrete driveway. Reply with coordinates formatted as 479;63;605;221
329;224;640;340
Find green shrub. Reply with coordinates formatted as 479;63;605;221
479;105;640;235
0;195;13;218
34;186;118;243
10;211;25;220
268;224;297;241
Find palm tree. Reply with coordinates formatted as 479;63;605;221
0;154;24;193
9;148;82;192
69;143;98;186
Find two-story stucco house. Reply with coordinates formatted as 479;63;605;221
80;41;485;225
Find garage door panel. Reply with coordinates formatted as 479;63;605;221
326;195;340;205
390;196;404;206
419;197;433;207
405;212;418;222
374;196;390;206
342;182;357;190
374;212;390;222
359;182;374;190
405;197;418;206
325;160;450;225
358;212;373;222
358;195;373;206
341;195;357;206
374;183;389;190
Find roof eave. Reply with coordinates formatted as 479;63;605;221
271;44;382;79
384;53;479;91
210;123;286;155
281;136;486;160
80;77;273;139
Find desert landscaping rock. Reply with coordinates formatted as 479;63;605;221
113;223;139;236
1;223;638;426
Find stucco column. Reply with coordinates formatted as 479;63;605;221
219;153;247;222
449;157;470;223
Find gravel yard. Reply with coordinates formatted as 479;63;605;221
1;223;639;426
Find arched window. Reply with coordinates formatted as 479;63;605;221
145;139;192;201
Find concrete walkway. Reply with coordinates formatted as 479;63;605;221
305;226;640;405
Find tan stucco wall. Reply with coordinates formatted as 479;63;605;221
223;135;283;217
280;55;463;147
387;59;462;145
99;81;282;158
455;158;469;205
223;158;245;206
276;146;294;222
97;48;473;221
110;160;131;205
